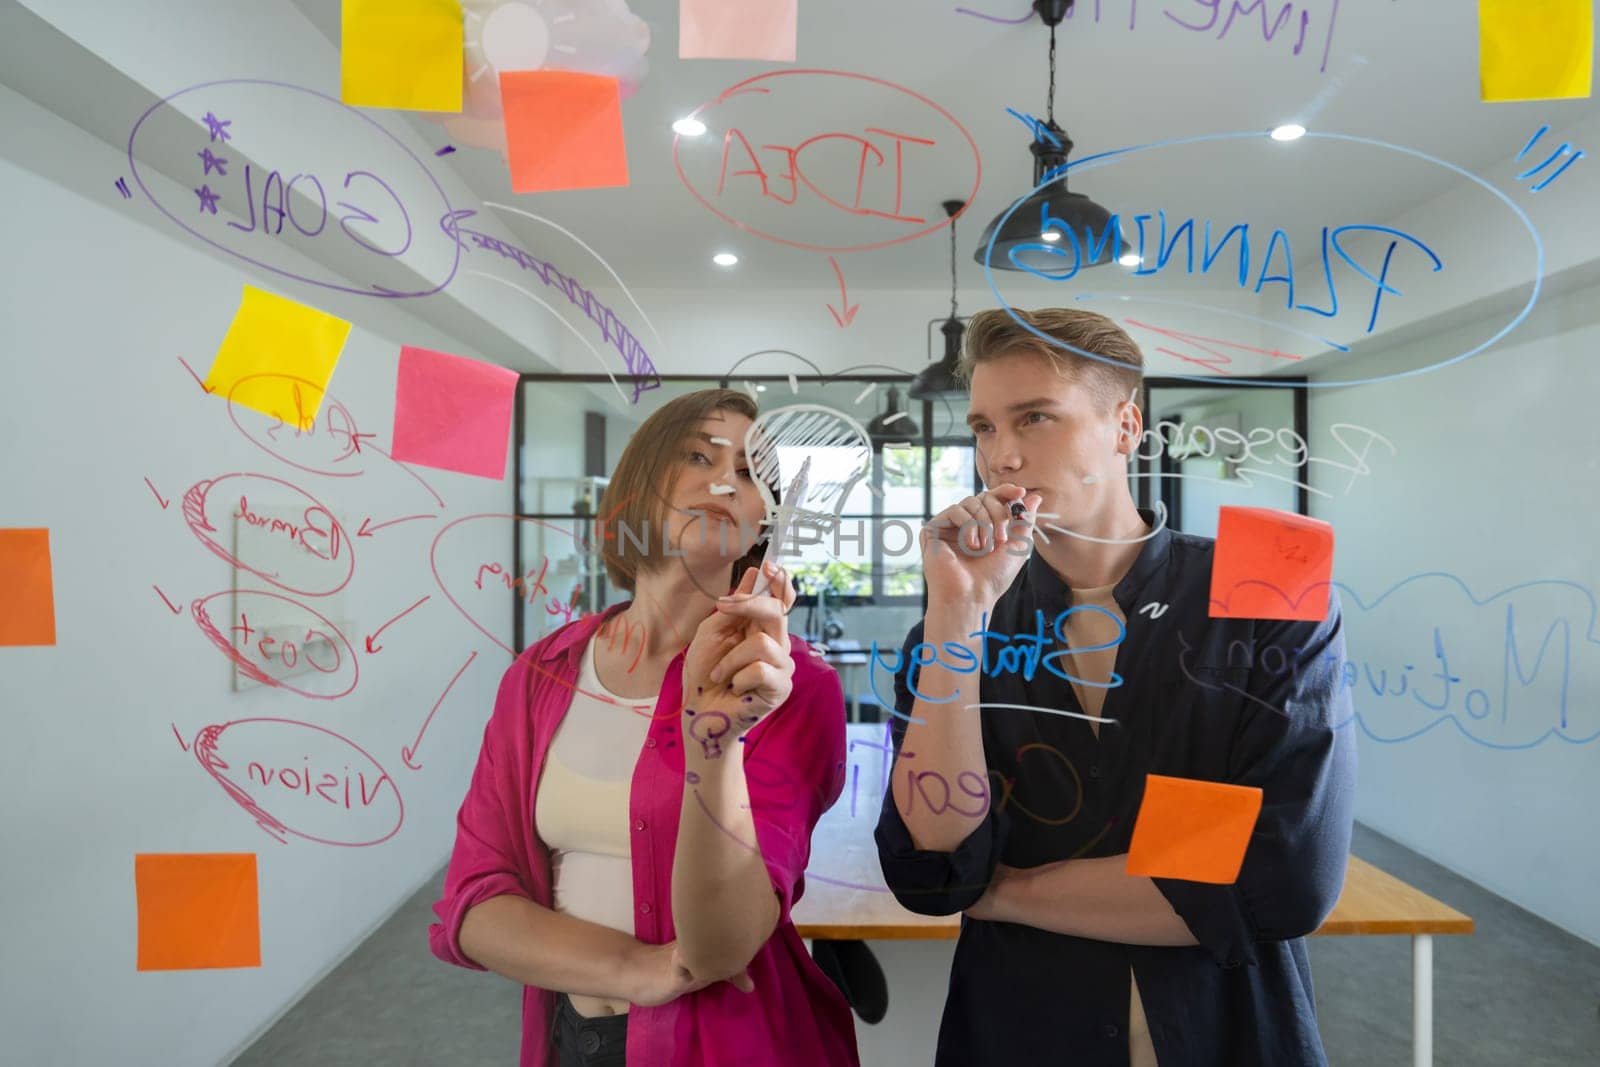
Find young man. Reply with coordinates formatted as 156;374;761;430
874;308;1356;1066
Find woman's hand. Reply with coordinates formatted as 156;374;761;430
626;940;755;1007
681;562;798;759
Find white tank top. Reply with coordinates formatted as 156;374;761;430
534;638;653;936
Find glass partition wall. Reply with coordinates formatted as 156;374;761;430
513;373;1309;714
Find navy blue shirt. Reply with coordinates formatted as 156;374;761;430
874;516;1356;1066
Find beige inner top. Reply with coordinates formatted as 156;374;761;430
534;639;652;1017
1063;584;1157;1066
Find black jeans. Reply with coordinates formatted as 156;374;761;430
551;992;628;1067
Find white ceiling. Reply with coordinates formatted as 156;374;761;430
283;0;1598;294
6;0;1595;381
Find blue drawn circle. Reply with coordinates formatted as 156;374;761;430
1465;689;1492;720
981;130;1545;389
127;78;460;299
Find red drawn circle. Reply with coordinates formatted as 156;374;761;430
182;472;355;596
673;69;983;253
190;589;360;700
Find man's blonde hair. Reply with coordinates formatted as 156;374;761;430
958;308;1143;410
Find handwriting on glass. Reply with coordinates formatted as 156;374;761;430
676;70;981;253
443;212;661;403
867;608;1128;715
191;717;403;847
1135;420;1396;497
127;80;459;299
1062;0;1345;73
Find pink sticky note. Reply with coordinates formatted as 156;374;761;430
1209;507;1335;622
390;346;519;479
680;0;797;61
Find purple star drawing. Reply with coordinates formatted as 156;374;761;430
202;111;232;142
197;147;228;176
195;183;221;214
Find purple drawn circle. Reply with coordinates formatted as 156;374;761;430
126;79;460;299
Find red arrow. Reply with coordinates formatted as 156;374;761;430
364;595;430;653
152;585;182;614
177;357;217;394
358;514;437;538
825;256;860;327
143;477;170;509
402;651;478;770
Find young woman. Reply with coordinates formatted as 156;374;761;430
428;389;859;1067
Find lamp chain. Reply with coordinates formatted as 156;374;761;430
949;207;958;319
1047;23;1056;126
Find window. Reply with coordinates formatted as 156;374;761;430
511;375;946;631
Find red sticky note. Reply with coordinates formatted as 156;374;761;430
135;853;261;970
499;71;629;194
0;528;56;646
1125;774;1263;885
1209;507;1334;622
390;345;519;479
680;0;798;61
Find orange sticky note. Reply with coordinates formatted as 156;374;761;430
205;286;352;426
0;528;56;646
341;0;464;112
1209;507;1334;622
500;71;629;194
680;0;798;61
390;345;519;479
135;853;261;971
1126;774;1263;885
1480;0;1593;102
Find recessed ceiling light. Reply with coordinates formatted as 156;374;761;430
712;251;739;267
1118;252;1142;267
755;384;767;392
1270;123;1307;142
673;116;707;137
1040;230;1062;242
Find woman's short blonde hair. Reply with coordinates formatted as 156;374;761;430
597;388;776;594
958;307;1143;410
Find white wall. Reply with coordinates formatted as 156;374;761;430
1165;389;1302;538
565;283;1279;381
1307;274;1600;946
0;86;517;1066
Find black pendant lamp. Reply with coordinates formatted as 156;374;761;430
972;0;1129;275
909;199;969;401
866;385;920;443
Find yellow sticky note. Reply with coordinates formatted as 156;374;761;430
205;286;351;427
1480;0;1593;102
341;0;463;112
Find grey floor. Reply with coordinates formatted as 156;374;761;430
233;824;1600;1065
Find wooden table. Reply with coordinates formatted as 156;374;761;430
1318;855;1474;1066
794;725;1474;1067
